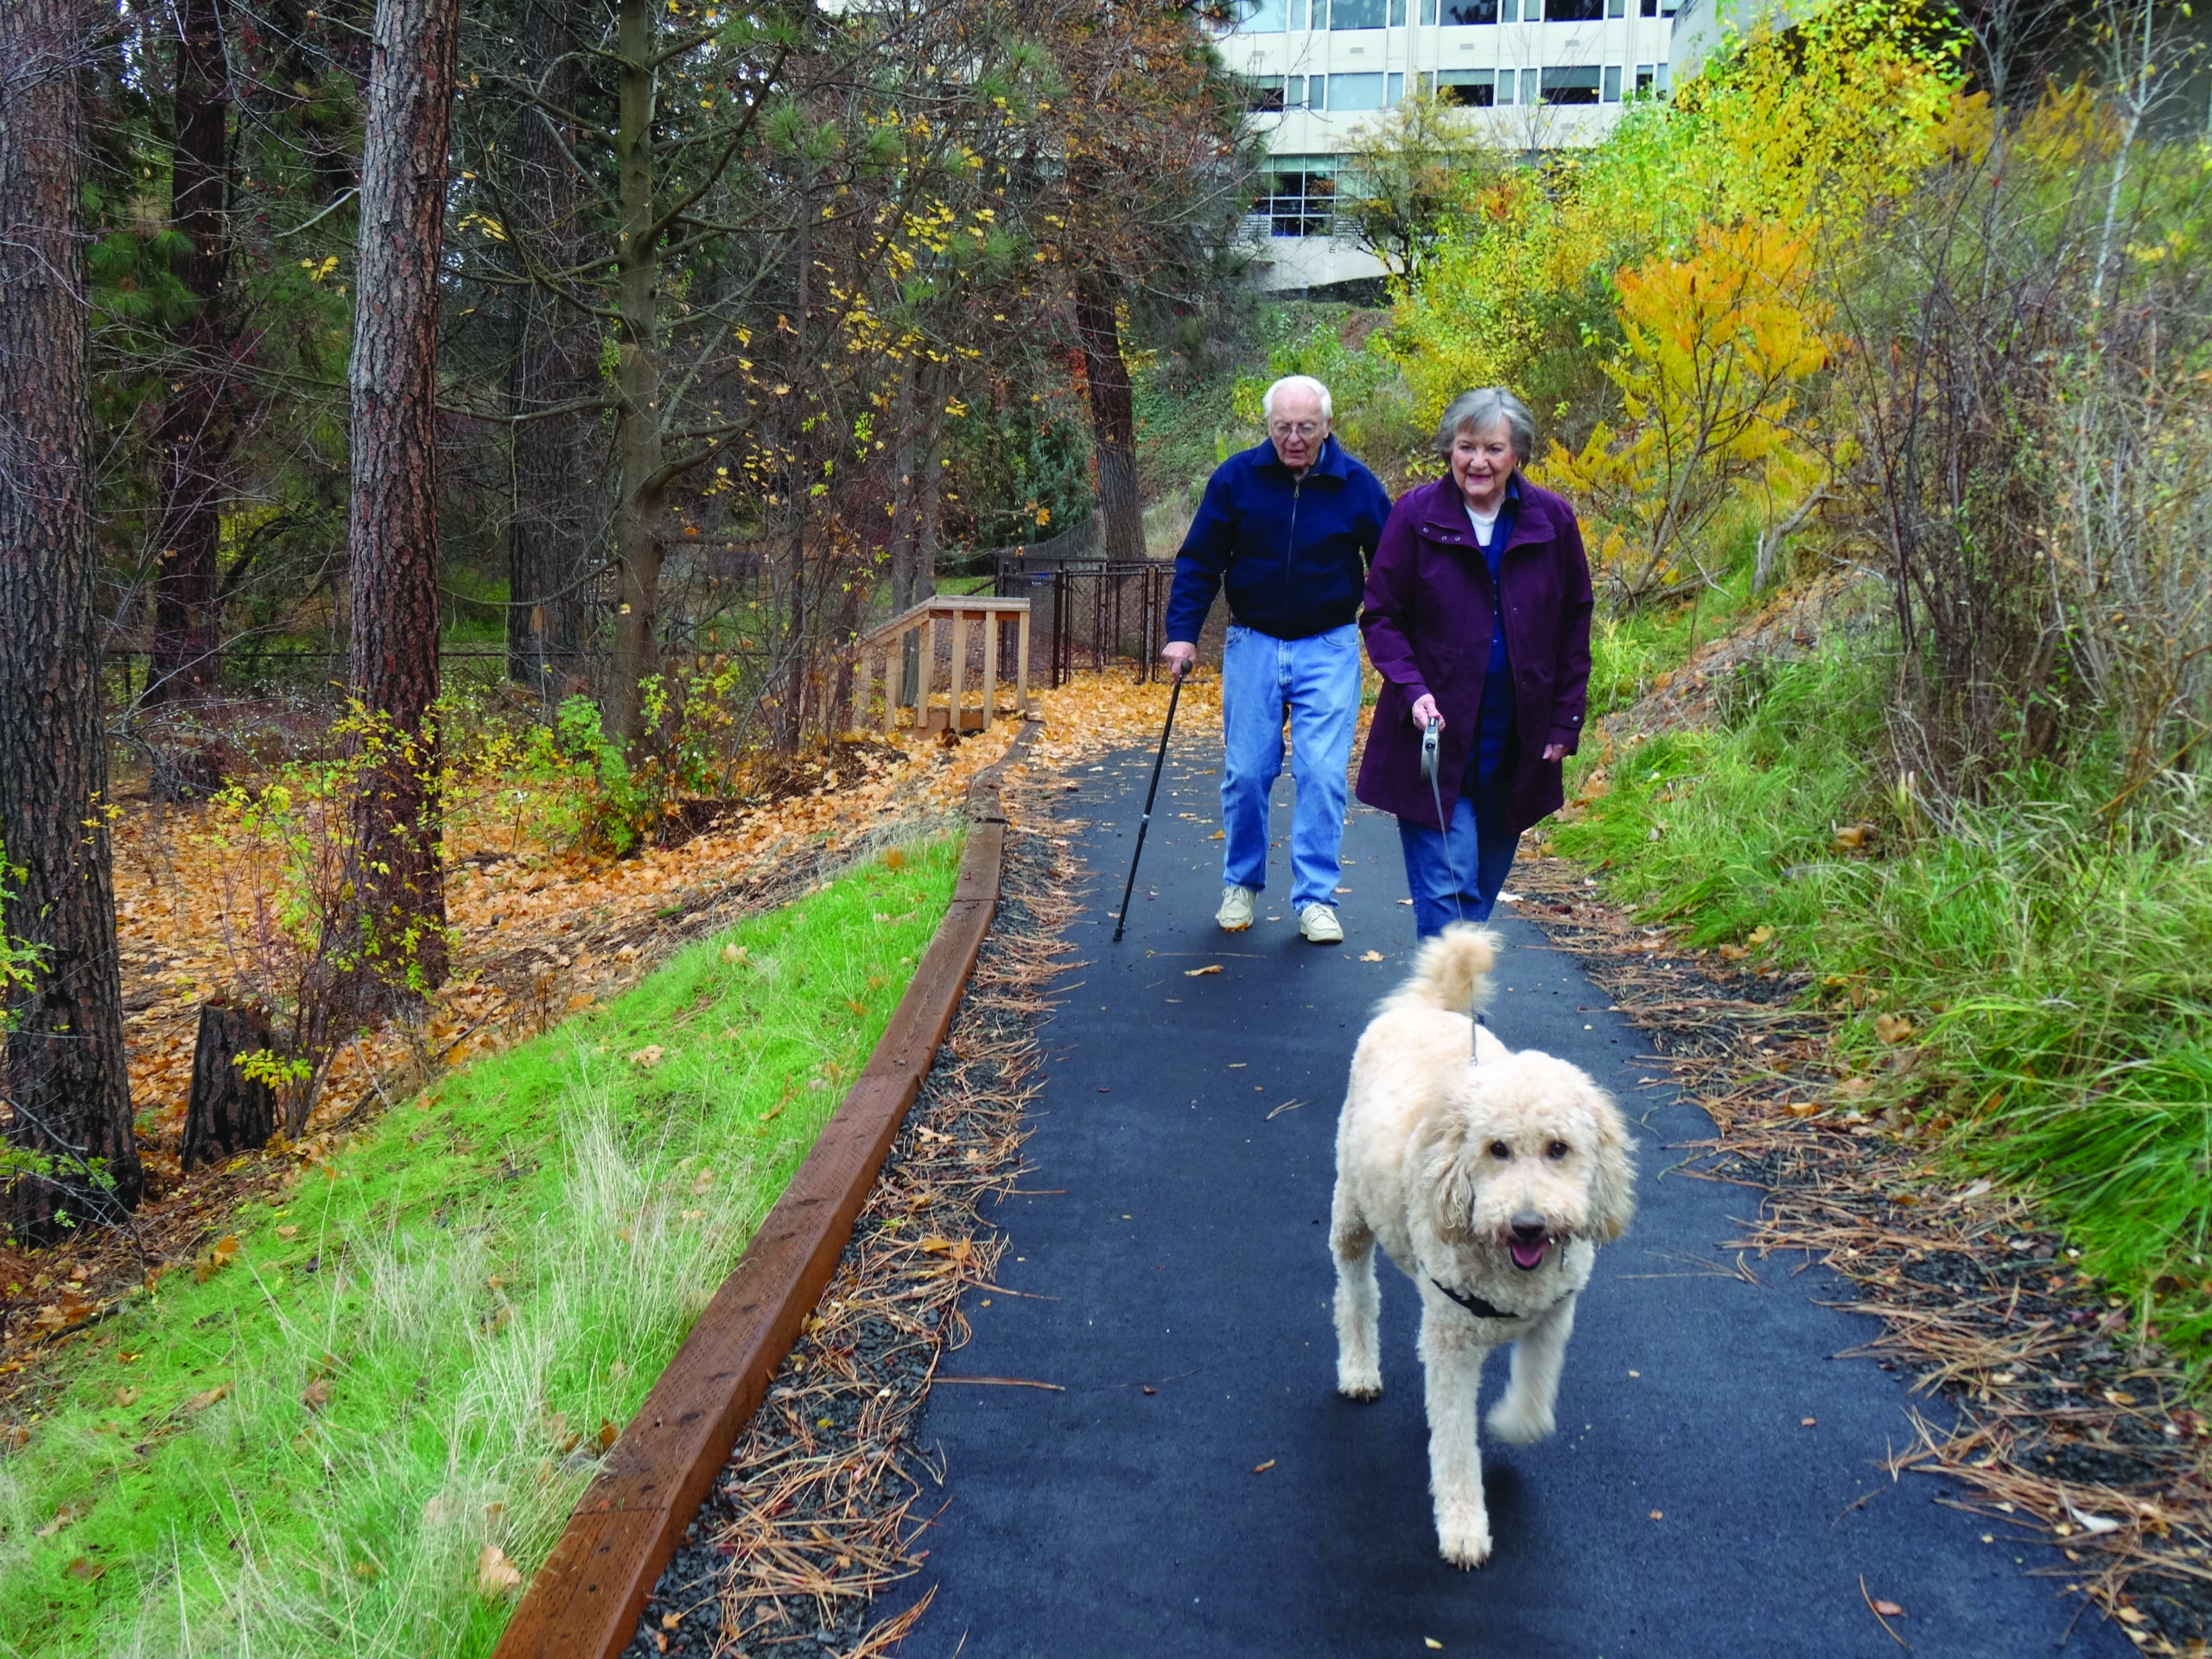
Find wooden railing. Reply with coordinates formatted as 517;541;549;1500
851;595;1031;734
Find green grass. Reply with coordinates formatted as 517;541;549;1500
0;834;962;1656
1553;625;2212;1373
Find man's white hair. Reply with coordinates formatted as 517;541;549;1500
1262;374;1333;425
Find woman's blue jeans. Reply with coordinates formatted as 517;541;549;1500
1397;761;1521;939
1218;622;1360;911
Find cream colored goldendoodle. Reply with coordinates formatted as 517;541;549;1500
1330;923;1637;1568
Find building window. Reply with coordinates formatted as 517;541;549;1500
1243;73;1311;108
1436;67;1497;105
1496;66;1516;102
1325;71;1387;107
1330;0;1386;29
1440;0;1499;21
1229;0;1289;29
1255;161;1337;236
1656;60;1672;91
1634;61;1655;92
1387;70;1405;102
1539;64;1600;103
1639;0;1656;13
1542;0;1605;19
1602;63;1622;100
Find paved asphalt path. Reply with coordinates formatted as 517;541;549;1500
880;745;2124;1658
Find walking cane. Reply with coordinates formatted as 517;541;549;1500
1111;664;1188;944
1421;717;1466;925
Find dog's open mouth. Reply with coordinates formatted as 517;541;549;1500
1508;1237;1548;1271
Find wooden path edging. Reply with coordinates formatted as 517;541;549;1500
493;723;1040;1659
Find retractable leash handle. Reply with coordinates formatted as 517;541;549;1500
1420;716;1465;925
1111;661;1188;944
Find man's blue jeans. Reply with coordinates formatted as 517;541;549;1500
1397;760;1521;939
1219;622;1360;912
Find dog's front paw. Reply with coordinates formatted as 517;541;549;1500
1336;1363;1382;1401
1435;1507;1492;1569
1486;1393;1555;1446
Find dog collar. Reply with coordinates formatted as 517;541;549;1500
1431;1277;1521;1320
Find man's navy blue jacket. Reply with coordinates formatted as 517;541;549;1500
1166;435;1394;644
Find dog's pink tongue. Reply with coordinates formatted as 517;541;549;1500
1510;1239;1548;1271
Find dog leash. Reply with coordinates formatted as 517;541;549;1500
1420;716;1465;925
1431;1277;1520;1320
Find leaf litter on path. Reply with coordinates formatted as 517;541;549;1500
1510;853;2212;1654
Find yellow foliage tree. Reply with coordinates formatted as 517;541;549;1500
1539;220;1831;606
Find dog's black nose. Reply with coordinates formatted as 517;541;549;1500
1510;1214;1547;1243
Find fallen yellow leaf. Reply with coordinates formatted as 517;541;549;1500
1874;1014;1916;1045
1359;950;1385;963
1252;1459;1275;1474
476;1544;523;1596
629;1044;665;1068
1183;964;1223;977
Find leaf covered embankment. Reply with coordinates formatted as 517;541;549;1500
0;836;962;1657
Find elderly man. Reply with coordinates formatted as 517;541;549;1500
1163;375;1392;942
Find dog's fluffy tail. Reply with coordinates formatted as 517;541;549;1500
1381;922;1501;1016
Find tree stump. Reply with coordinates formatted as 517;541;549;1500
150;744;224;803
180;1001;276;1169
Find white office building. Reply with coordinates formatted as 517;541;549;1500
1215;0;1679;290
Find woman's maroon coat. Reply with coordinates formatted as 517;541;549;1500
1355;474;1595;836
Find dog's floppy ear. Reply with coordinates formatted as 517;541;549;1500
1415;1100;1481;1244
1582;1086;1637;1243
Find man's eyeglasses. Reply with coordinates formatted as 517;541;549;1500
1269;421;1322;439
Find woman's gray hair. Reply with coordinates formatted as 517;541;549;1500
1433;387;1535;463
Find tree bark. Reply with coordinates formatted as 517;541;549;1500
345;0;458;991
602;0;666;749
0;0;147;1236
146;0;232;704
180;1001;276;1168
506;0;593;698
1076;279;1143;563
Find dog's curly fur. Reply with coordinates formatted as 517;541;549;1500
1330;924;1637;1567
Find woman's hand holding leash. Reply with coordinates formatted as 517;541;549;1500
1411;692;1565;763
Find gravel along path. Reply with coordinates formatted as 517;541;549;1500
866;747;2130;1658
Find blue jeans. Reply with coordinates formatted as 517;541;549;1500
1398;760;1521;939
1219;622;1360;911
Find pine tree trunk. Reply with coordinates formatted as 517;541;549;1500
602;0;665;749
506;0;592;698
180;1001;276;1168
146;0;232;704
1076;280;1143;563
345;0;458;992
0;0;147;1236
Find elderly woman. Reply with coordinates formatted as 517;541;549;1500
1354;387;1595;938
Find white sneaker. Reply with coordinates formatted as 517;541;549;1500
1299;902;1344;944
1216;885;1255;931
